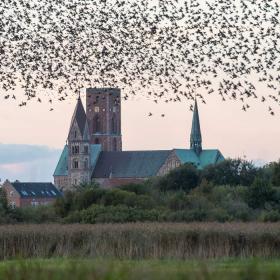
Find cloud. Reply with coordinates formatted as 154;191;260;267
0;144;62;182
0;144;60;165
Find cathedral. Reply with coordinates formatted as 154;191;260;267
54;88;224;190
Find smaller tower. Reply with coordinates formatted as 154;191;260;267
190;99;202;155
68;96;91;186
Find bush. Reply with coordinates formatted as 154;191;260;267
157;164;199;192
201;159;258;186
246;177;275;209
260;210;280;222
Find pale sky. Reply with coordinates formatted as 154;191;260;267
0;86;279;182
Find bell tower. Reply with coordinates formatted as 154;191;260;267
68;96;91;186
86;88;122;152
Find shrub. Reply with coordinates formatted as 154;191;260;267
201;158;258;186
157;164;199;192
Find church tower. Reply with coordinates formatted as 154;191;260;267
67;96;91;186
190;99;202;155
86;88;122;152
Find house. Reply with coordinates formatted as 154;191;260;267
2;180;62;208
54;88;225;190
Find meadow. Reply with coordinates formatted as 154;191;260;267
1;223;280;260
1;259;280;280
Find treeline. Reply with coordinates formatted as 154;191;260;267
1;158;280;223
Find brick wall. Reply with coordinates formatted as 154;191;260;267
94;178;146;188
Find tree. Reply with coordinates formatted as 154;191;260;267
157;164;199;193
271;161;280;187
246;177;274;209
201;159;258;187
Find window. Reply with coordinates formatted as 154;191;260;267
74;130;77;138
94;115;101;133
51;190;57;196
31;201;39;207
84;145;88;154
10;202;16;209
31;191;36;196
113;138;117;151
94;106;100;113
9;191;14;197
113;106;117;113
84;158;88;169
21;191;28;196
72;159;79;169
72;145;79;155
111;115;117;134
95;138;100;144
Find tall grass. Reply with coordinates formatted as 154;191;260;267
1;223;280;259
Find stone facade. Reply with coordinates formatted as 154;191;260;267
157;151;181;176
68;120;91;186
86;88;122;152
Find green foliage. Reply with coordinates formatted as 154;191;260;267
202;158;258;186
246;177;275;209
270;160;280;187
4;158;280;223
157;163;199;192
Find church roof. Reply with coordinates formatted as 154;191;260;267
53;145;68;176
69;97;87;135
174;149;224;169
92;151;171;178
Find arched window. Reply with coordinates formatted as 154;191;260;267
72;159;79;169
111;115;117;134
94;115;101;133
113;138;117;151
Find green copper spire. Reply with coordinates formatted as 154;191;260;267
190;99;202;155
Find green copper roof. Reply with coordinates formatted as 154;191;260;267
53;145;68;176
53;144;102;177
190;100;202;155
90;144;102;168
174;149;224;169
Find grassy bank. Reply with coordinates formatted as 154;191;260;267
1;223;280;259
1;259;280;280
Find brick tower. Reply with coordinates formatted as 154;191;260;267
86;88;122;151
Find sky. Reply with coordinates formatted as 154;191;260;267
0;87;279;183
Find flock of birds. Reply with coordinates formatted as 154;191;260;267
0;0;279;115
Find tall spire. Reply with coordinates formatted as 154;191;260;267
69;96;87;137
190;99;202;155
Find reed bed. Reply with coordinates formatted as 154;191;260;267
0;223;280;260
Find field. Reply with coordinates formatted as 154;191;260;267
1;259;280;280
1;223;280;259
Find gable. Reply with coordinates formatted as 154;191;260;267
92;151;172;178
